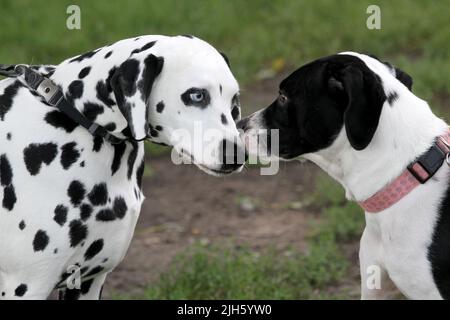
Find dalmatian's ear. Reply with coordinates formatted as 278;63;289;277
110;54;164;140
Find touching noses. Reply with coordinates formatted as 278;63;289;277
219;139;247;171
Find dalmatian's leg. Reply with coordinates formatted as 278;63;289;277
59;274;107;300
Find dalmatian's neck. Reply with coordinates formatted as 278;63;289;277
48;35;165;137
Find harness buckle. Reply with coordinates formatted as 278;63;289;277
36;78;61;105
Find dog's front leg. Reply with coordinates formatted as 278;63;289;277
59;273;107;300
359;227;399;299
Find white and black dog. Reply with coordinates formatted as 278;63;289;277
0;35;244;299
239;52;450;299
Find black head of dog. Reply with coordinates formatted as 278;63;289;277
238;53;413;159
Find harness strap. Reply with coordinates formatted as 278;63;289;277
1;64;125;145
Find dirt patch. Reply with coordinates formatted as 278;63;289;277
102;74;361;299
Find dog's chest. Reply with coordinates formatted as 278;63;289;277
366;169;449;298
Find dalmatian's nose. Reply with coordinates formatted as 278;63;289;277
219;139;247;171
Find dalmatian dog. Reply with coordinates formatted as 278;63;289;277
239;52;450;299
0;35;244;299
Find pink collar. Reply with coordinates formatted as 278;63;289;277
359;131;450;213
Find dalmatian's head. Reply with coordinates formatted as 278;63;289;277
110;36;245;176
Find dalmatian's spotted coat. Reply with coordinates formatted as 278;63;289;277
0;35;244;299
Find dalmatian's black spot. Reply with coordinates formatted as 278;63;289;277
141;41;157;51
111;142;126;175
104;51;112;59
19;220;25;230
96;80;115;107
68;80;84;100
93;136;104;152
3;185;16;211
155;125;163;131
136;158;145;190
44;111;78;133
102;258;108;263
83;102;104;121
80;203;93;221
6;132;11;140
221;113;228;125
104;122;116;131
63;288;81;300
60;142;80;170
80;161;85;167
84;239;104;260
113;197;127;219
387;91;399;106
181;34;194;39
231;106;240;121
156;101;165;113
69;220;88;247
134;37;140;41
219;84;223;95
127;143;138;180
0;154;12;186
0;81;21;121
67;180;86;207
148;124;159;138
131;41;157;56
96;208;115;222
69;49;98;63
85;266;104;278
23;142;58;175
80;279;94;295
78;67;91;79
33;230;49;252
88;183;108;206
54;204;68;226
14;284;27;297
1;292;4;297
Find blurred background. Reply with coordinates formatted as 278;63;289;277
2;0;449;299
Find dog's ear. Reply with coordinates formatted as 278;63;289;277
381;60;413;91
392;66;413;91
220;52;231;68
110;54;164;140
366;54;413;91
329;64;386;150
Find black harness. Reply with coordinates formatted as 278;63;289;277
0;64;128;144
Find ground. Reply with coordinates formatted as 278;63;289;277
102;75;362;299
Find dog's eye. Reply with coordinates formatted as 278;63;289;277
278;94;288;105
181;88;211;108
190;92;204;102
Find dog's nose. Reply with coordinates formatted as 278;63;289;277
237;117;250;131
219;139;247;171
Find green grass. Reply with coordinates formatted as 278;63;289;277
141;174;363;300
3;0;450;112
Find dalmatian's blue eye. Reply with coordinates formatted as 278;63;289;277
190;92;204;102
181;88;211;108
